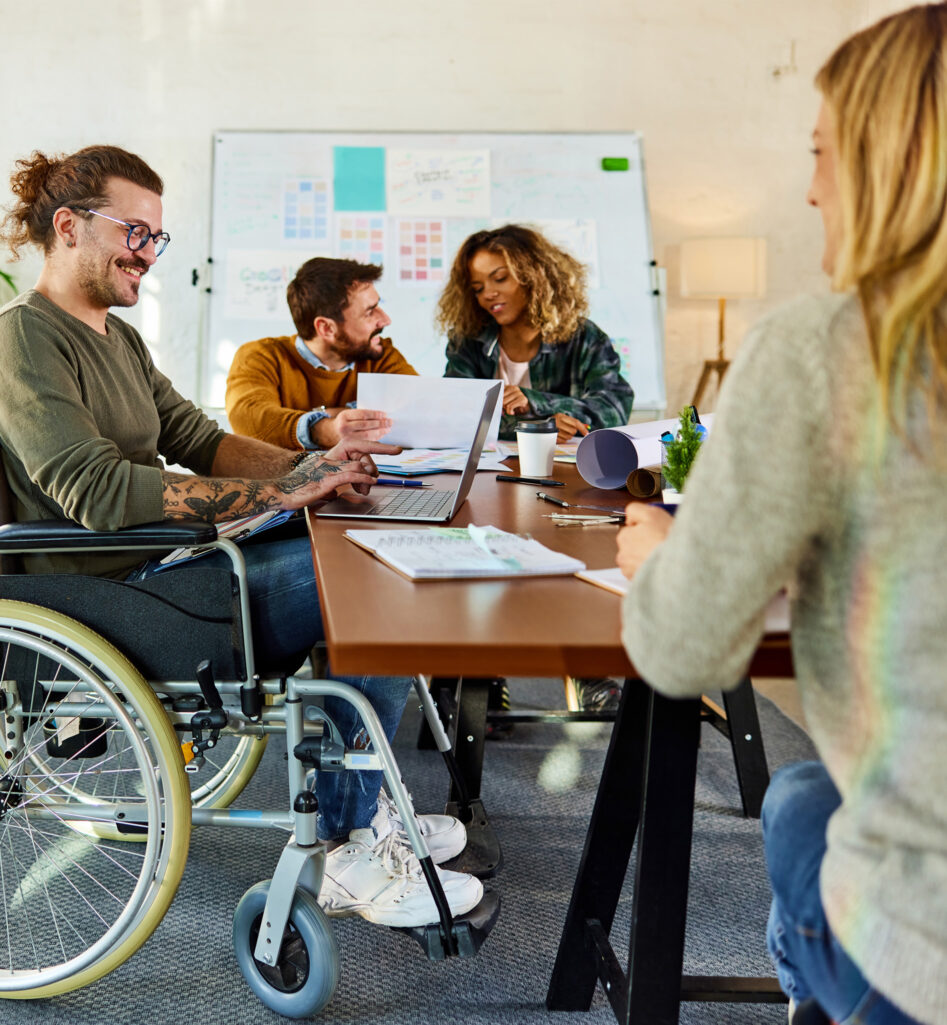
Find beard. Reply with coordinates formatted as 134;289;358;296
332;325;384;363
76;249;148;310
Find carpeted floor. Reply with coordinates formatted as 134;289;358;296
11;678;817;1025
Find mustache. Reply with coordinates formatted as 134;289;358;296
118;257;149;274
369;328;384;340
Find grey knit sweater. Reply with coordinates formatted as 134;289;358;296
622;293;947;1025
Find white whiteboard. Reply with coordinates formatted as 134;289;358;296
205;131;664;412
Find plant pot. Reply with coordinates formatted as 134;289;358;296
661;488;682;505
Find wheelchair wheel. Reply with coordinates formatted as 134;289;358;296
0;600;191;998
233;880;339;1018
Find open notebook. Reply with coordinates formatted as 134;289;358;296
345;525;586;581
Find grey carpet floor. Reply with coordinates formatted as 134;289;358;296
10;678;816;1025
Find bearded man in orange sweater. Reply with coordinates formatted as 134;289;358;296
226;258;417;450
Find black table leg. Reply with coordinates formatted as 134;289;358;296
545;678;656;1011
548;677;783;1023
720;678;769;818
443;677;503;877
621;691;702;1025
449;676;488;804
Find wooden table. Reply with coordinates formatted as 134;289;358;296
306;462;792;1024
308;464;789;679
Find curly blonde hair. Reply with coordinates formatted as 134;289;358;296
436;224;588;346
816;2;947;425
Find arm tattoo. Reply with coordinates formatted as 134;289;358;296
272;459;343;496
161;470;281;523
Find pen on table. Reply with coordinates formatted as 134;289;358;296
375;478;431;488
496;475;564;487
536;492;627;516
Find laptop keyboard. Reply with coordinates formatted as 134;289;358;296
363;487;455;518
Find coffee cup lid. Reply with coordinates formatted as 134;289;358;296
515;417;557;433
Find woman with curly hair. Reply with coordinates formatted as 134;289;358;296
437;224;634;441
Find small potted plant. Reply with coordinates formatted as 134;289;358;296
660;407;706;503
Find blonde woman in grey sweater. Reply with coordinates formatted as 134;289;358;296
618;6;947;1025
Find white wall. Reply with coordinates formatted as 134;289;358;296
0;0;911;415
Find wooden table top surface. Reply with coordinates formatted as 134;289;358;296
307;461;791;679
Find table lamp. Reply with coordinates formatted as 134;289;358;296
680;236;767;409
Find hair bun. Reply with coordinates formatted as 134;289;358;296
9;150;62;203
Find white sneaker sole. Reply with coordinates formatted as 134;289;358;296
320;878;483;928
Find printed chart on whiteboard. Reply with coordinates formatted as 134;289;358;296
206;132;664;413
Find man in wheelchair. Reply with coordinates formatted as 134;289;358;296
0;143;482;930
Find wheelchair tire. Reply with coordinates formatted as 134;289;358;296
233;880;340;1019
0;600;191;998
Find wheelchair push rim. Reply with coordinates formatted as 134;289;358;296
0;600;191;997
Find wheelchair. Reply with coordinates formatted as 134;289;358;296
0;486;499;1018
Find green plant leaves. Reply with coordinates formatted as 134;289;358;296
661;408;704;493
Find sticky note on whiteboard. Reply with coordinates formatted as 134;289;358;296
601;157;630;171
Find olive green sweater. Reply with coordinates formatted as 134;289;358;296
0;290;224;576
622;293;947;1025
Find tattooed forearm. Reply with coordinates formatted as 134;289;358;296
272;459;343;496
161;471;281;522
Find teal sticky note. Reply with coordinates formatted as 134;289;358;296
334;146;386;211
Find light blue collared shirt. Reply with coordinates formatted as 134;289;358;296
294;337;358;449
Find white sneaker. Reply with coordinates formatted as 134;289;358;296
375;788;467;864
319;815;483;927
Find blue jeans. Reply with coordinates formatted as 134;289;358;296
761;762;919;1025
129;530;413;841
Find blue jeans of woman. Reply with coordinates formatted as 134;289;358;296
762;761;919;1025
129;530;413;841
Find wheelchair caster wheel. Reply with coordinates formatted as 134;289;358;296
233;880;339;1018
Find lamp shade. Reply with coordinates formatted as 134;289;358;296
680;237;767;299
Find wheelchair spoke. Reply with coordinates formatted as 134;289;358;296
0;610;189;991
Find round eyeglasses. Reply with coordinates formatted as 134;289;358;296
75;207;171;257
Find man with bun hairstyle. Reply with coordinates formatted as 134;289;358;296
0;144;481;928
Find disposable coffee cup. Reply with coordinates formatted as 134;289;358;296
516;417;557;478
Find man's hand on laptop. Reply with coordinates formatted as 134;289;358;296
279;440;402;505
311;407;394;448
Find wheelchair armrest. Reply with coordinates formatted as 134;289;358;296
0;519;218;552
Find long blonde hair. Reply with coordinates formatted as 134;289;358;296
436;224;588;346
817;2;947;424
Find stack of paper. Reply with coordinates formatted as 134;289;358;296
345;525;586;581
157;509;294;569
374;446;509;475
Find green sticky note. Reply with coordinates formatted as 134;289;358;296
601;157;630;171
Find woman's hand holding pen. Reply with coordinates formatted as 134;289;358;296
616;502;674;580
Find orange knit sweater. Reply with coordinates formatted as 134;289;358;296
225;334;417;449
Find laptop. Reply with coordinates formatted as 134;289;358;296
314;382;501;523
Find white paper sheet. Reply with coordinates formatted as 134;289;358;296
375;447;509;473
357;375;502;448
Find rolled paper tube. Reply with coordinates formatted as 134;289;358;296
626;467;662;498
576;414;715;489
